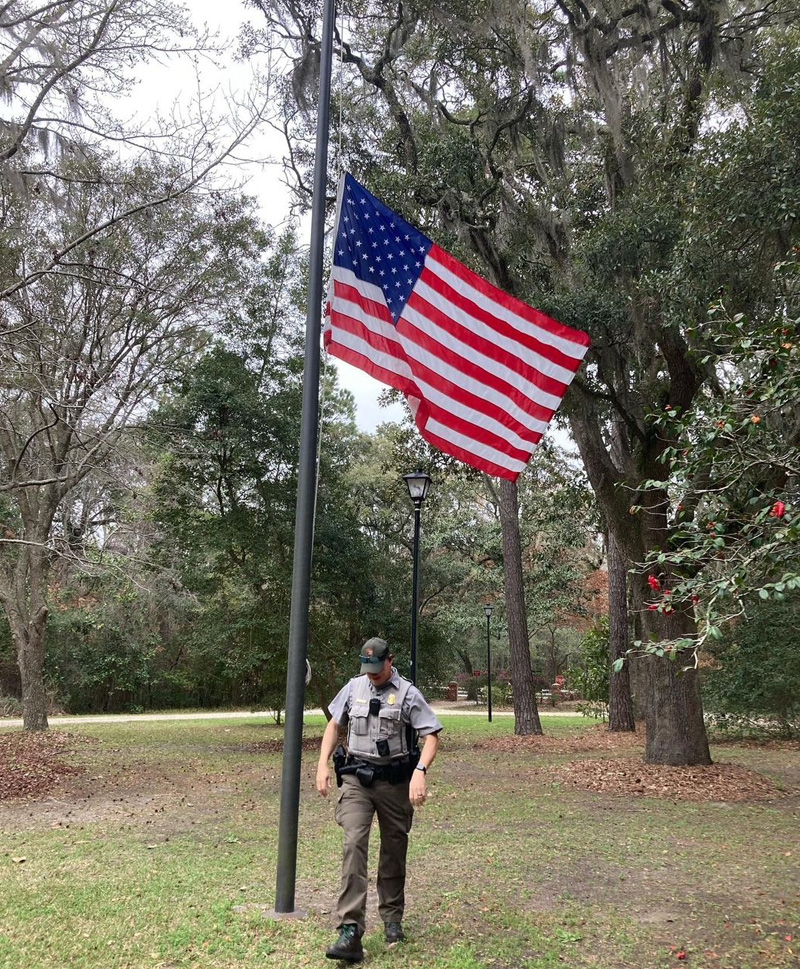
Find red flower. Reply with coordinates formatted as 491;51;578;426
691;594;700;604
648;604;659;611
769;500;786;518
647;575;661;591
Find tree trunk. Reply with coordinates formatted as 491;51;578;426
634;573;711;765
13;608;50;731
3;546;51;730
640;653;710;764
568;412;710;764
607;530;635;731
497;478;542;735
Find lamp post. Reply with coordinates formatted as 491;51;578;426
403;470;431;685
483;603;493;722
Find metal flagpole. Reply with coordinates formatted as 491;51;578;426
274;0;336;915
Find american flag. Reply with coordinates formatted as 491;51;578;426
324;173;590;480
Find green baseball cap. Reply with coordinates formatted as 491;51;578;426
360;637;390;671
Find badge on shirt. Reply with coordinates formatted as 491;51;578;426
387;694;396;705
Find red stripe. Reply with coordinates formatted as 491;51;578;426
395;312;557;425
334;278;394;326
415;419;522;480
397;341;547;445
329;299;552;440
326;334;412;397
430;245;590;351
419;260;580;381
417;394;536;463
403;288;568;405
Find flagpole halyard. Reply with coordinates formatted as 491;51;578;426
274;0;336;916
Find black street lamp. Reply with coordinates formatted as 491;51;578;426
483;603;493;722
403;470;431;685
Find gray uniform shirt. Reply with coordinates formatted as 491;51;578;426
328;667;443;737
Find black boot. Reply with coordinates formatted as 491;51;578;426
385;921;405;943
325;923;364;962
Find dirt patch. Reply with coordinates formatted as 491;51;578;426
476;727;793;801
553;758;788;801
0;731;92;800
475;723;644;754
243;737;320;754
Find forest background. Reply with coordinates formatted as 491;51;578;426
0;0;798;752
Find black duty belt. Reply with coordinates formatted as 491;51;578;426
332;745;418;787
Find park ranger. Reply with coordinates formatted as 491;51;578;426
316;637;443;963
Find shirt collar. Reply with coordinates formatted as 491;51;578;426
369;666;401;692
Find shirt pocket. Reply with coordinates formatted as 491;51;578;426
350;706;370;735
378;707;404;755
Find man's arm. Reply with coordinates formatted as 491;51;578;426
316;717;341;798
409;731;440;806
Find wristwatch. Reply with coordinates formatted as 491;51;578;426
415;764;427;774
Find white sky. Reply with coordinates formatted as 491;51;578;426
130;0;405;432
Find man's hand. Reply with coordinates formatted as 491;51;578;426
409;770;427;807
316;763;332;797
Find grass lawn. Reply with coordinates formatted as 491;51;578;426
0;713;797;969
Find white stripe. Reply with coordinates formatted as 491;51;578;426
328;298;544;454
332;275;556;432
326;316;413;383
331;264;387;306
423;416;529;475
330;322;528;475
412;371;548;447
414;274;578;387
427;251;589;362
400;302;564;414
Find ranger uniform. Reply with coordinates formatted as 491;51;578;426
316;637;443;962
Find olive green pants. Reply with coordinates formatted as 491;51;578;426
333;773;414;934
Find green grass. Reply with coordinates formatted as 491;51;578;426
0;713;797;969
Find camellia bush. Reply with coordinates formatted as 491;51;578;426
633;257;799;664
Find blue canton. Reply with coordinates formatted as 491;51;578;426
334;173;433;325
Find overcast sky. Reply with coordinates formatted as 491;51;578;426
129;0;405;433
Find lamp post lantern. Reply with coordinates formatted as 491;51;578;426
483;603;493;722
403;470;431;685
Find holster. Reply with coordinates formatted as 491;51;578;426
355;765;376;787
332;743;348;788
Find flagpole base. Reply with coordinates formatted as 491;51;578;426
263;907;308;920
